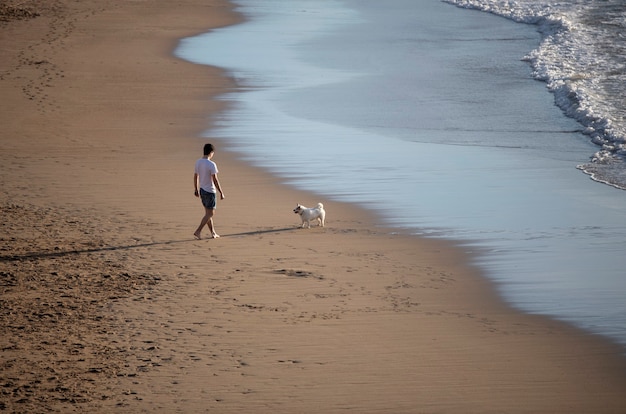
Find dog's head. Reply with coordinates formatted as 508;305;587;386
293;204;303;215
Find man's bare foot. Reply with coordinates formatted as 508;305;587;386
194;232;202;240
211;233;220;239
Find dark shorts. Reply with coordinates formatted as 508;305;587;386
199;188;217;209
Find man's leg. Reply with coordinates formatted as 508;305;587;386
194;207;212;239
195;207;219;239
205;208;219;238
206;208;220;239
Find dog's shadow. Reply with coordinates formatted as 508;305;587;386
223;227;300;237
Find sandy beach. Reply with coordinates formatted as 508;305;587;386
2;1;626;412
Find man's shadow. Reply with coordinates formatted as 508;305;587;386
0;227;299;262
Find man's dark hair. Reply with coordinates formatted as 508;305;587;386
203;143;215;156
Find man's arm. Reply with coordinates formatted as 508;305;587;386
193;173;199;197
212;174;225;199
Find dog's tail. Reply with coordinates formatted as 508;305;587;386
316;203;324;209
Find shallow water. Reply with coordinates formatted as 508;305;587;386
176;0;626;349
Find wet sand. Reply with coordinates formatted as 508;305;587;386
2;1;626;412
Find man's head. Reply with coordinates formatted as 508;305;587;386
203;143;215;156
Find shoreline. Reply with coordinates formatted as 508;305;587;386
2;1;626;412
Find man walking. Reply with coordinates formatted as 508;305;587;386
193;143;225;239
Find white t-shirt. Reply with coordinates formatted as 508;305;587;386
195;158;218;193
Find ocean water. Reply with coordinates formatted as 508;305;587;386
447;0;626;189
176;0;626;349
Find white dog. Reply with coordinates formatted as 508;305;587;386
293;203;326;228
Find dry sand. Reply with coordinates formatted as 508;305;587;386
1;1;626;413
